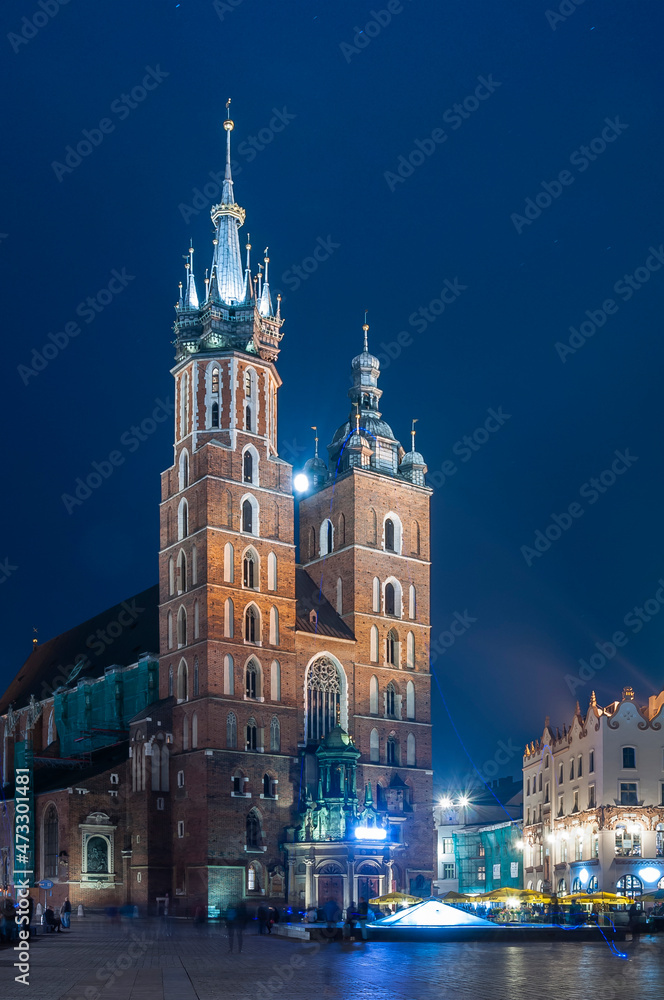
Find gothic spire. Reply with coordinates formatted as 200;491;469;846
258;247;273;317
183;244;199;310
210;100;246;305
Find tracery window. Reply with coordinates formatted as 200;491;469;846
306;659;341;742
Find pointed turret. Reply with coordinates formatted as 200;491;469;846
258;247;273;317
183;244;199;310
210;101;247;305
400;417;427;486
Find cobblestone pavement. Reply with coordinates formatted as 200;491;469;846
1;919;663;999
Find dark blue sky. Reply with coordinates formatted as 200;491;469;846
2;0;664;789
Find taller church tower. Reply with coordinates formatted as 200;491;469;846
158;111;298;907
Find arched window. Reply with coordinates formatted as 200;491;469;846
193;657;199;696
383;513;402;553
242;499;253;533
267;552;277;591
86;836;109;875
270;716;280;752
407;733;416;767
367;508;377;545
168;664;173;697
245;659;259;700
369;675;379;715
247;861;261;891
406;632;415;669
386;629;398;666
244;605;259;643
263;773;274;797
587;876;598;893
386;682;396;718
409;585;416;620
244;370;253;397
168;557;174;596
616;875;643;898
224;542;234;583
336;577;343;614
246;810;261;849
192;713;198;749
192;544;198;585
194;600;200;639
44;805;59;878
178;498;188;540
183;714;189;750
306;658;342;742
177;606;187;647
243;451;254;483
387;735;398;765
177;550;187;594
320;519;333;556
370;728;380;763
385;582;396;617
372;577;380;613
224;654;234;695
406;680;415;719
212;366;220;394
385;518;395;551
246;719;258;751
211;400;219;427
179;449;189;491
271;660;281;701
243;549;257;589
177;659;188;702
226;712;237;749
245;405;253;432
337;513;345;547
209;366;221;428
558;878;567;896
224;598;234;638
179;371;188;439
370;625;379;662
167;611;173;648
411;520;420;555
269;606;279;645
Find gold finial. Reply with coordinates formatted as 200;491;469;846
362;309;369;352
411;418;418;452
354;401;360;433
311;426;318;458
224;98;234;131
32;626;38;648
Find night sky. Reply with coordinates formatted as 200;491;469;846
2;0;664;792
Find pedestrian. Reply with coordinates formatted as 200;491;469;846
343;901;358;941
44;905;62;933
323;897;339;933
357;899;369;941
628;902;642;942
60;897;71;930
234;901;248;953
224;903;237;952
257;904;269;935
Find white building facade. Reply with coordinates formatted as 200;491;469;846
523;686;664;898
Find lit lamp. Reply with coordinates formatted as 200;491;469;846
355;826;387;841
638;866;661;883
293;473;309;492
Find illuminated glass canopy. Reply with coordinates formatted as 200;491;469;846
371;899;494;928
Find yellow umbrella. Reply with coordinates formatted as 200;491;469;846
564;892;629;905
480;889;551;904
368;891;422;905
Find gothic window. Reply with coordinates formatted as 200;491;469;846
370;625;379;662
370;728;379;763
179;449;189;491
246;812;261;849
224;654;234;695
224;542;234;583
372;577;380;613
211;401;219;427
178;498;188;540
193;657;199;696
406;680;415;719
242;496;258;534
308;526;316;560
243;549;257;589
386;682;396;718
385;583;396;617
411;520;420;555
320;519;333;555
406;632;415;669
168;557;174;596
86;836;109;874
177;606;187;647
385;518;395;551
192;713;198;749
407;733;416;767
247;862;261;891
244;605;259;643
369;675;379;715
263;773;274;797
386;629;398;666
245;659;259;700
179;371;188;439
269;606;279;645
271;660;281;701
408;585;416;620
44;805;58;878
192;544;198;584
177;659;188;702
245;405;253;432
167;611;173;649
212;366;220;394
194;600;199;639
337;513;345;546
224;598;234;638
244;371;252;397
168;664;173;697
226;712;237;749
246;719;258;751
267;552;277;591
244;451;254;483
270;716;280;752
177;550;187;594
386;735;399;765
306;658;342;742
336;577;343;614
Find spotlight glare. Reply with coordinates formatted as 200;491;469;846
293;473;309;492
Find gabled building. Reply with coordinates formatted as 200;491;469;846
523;685;664;899
1;112;435;916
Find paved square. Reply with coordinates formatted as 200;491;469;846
1;919;662;999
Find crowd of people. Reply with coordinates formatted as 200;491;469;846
0;894;71;942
